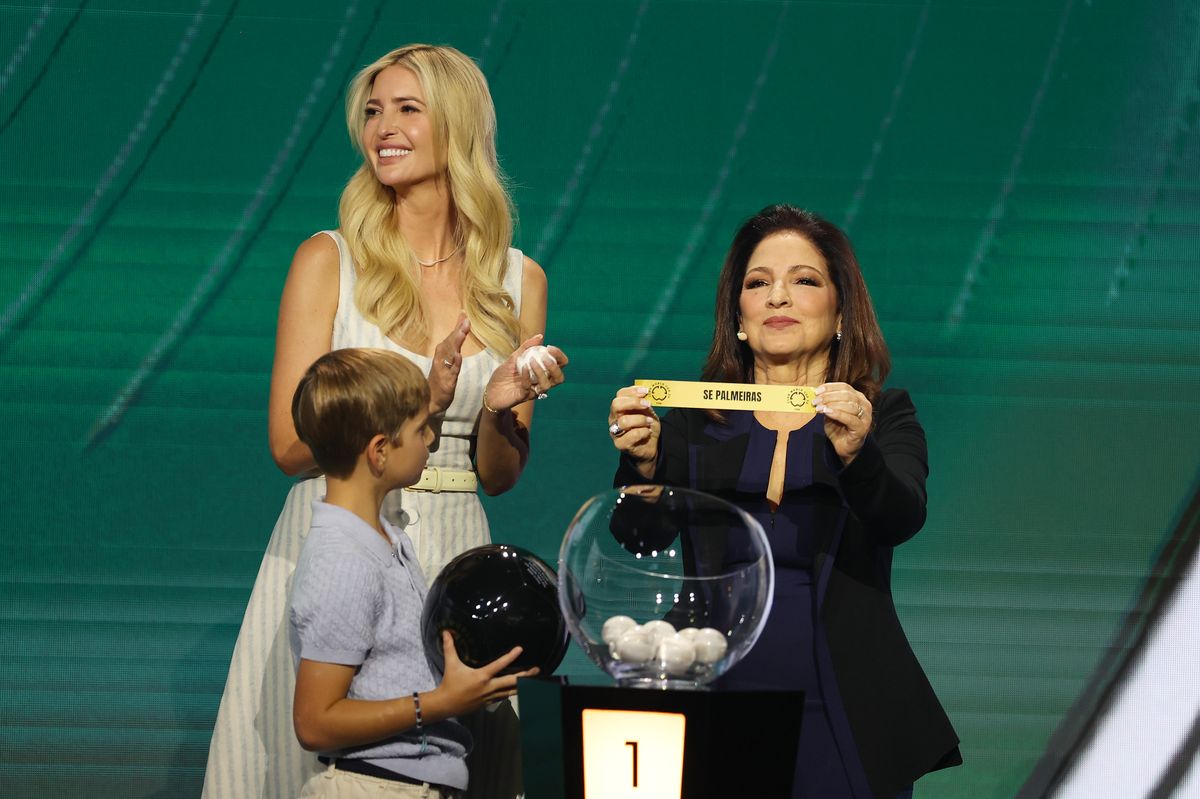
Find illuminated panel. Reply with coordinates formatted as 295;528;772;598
581;708;686;798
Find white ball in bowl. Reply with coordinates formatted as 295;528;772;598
656;635;697;676
601;615;637;646
613;628;655;664
692;627;728;664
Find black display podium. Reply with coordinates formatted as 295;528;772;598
517;678;802;799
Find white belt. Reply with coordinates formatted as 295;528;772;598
404;466;478;493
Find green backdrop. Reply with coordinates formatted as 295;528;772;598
1;1;1198;796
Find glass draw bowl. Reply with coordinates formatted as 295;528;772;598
557;485;774;689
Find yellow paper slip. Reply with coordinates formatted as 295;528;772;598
634;379;817;413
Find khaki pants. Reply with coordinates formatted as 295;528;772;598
298;763;463;799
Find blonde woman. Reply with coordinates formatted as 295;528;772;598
202;45;565;799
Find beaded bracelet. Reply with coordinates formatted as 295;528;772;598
413;691;428;753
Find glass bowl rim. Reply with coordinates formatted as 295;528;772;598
559;485;771;582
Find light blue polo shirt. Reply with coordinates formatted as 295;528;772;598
289;500;471;789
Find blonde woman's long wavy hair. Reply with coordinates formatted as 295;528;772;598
340;44;520;357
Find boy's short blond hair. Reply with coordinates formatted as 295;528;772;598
292;348;429;479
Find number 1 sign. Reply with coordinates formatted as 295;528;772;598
581;709;686;797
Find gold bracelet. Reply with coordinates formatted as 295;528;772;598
482;394;505;415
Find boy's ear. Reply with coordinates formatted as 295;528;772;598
366;433;390;470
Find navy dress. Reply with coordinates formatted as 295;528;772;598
616;392;959;798
716;414;911;799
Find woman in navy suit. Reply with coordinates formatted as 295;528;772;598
609;205;961;798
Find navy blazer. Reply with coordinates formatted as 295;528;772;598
616;388;961;798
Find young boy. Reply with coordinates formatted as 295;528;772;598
287;348;535;798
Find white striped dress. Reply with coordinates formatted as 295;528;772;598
201;231;525;798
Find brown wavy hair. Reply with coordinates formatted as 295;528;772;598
701;205;890;421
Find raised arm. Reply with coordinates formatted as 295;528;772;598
613;400;687;488
267;234;340;476
474;256;564;495
833;389;929;546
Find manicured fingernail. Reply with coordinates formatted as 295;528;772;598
813;386;824;395
639;400;651;408
635;387;648;396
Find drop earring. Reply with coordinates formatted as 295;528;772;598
736;330;748;341
835;329;842;342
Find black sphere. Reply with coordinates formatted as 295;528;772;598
421;544;569;677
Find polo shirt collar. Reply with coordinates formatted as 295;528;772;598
310;500;398;564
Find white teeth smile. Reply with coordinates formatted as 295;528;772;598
379;148;411;157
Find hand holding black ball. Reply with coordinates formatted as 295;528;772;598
422;545;570;678
425;631;539;719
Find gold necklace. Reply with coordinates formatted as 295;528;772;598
415;244;461;267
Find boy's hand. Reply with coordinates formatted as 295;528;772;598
433;630;539;716
429;315;470;415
